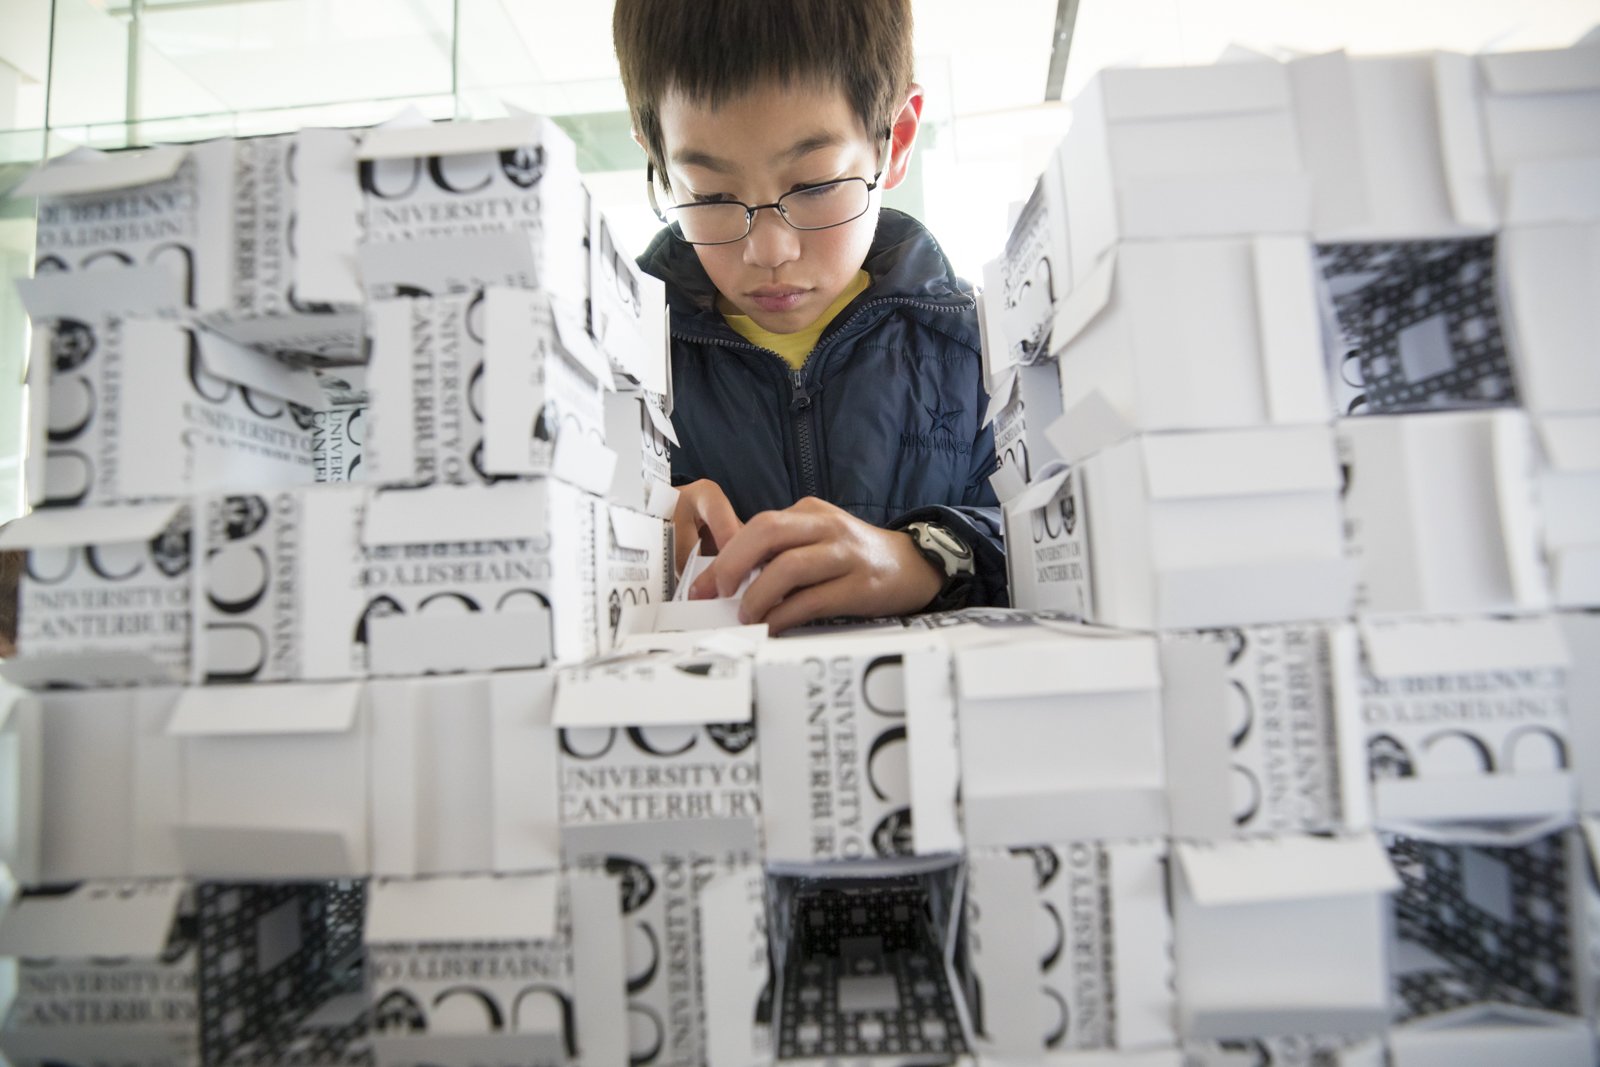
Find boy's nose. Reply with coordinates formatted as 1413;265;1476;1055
742;205;801;269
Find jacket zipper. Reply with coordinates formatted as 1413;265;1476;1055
672;294;974;503
790;368;819;498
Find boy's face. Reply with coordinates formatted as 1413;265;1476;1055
655;80;897;335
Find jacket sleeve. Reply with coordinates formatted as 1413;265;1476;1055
886;415;1010;608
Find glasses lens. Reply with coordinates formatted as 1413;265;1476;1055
668;203;750;244
780;179;870;230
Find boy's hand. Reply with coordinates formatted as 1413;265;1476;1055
672;479;743;576
688;497;942;632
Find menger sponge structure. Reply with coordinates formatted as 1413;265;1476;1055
0;35;1595;1067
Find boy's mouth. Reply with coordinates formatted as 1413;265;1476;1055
747;286;809;314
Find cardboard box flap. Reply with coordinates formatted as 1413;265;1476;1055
365;873;559;945
364;483;546;545
1008;464;1072;514
167;681;363;737
550;432;619;497
1100;61;1292;121
1359;616;1569;678
1143;426;1340;499
0;500;183;549
176;825;358;878
956;634;1160;699
16;266;184;322
13;144;188;198
1045;389;1137;467
1048;246;1117;353
195;326;326;409
550;295;615;387
0;651;182;689
359;115;561;160
1175;834;1399;907
1480;44;1600;95
553;647;753;728
638;393;680;446
0;879;187;959
982;368;1020;429
608;504;663;552
1537;414;1600;472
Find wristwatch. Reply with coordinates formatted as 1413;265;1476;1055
904;521;977;613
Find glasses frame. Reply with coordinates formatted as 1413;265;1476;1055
647;131;894;246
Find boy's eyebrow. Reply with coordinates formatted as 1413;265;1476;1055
670;131;846;175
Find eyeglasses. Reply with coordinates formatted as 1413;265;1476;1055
648;133;892;246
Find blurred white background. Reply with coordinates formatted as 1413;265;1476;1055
0;0;1594;521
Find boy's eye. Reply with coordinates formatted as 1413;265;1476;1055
789;181;844;200
689;192;734;205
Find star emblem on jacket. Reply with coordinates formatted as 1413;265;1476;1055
924;402;961;436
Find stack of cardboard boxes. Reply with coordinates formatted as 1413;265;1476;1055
0;112;677;1065
986;36;1599;1067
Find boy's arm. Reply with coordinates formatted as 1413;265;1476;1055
884;413;1009;608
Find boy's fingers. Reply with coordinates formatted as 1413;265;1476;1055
762;576;852;634
699;511;825;598
737;543;848;624
693;488;742;553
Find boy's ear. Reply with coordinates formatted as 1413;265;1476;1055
882;84;925;192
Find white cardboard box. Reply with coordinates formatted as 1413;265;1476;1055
193;480;598;683
1358;615;1574;827
1161;622;1369;839
604;387;678;515
555;629;763;827
356;115;587;307
25;314;319;507
562;818;763;1067
1171;834;1399;1039
980;153;1072;384
166;681;368;878
983;359;1064;503
0;501;192;687
596;503;672;655
964;842;1175;1056
1041;237;1330;464
755;629;962;862
1076;425;1351;630
1535;414;1600;606
36;687;180;882
366;288;611;492
0;685;41;886
1002;465;1093;619
1452;42;1600;226
1184;1035;1385;1067
1500;224;1600;414
1337;410;1550;616
365;871;627;1067
590;203;669;395
368;670;561;877
1288;51;1497;239
0;879;199;1067
954;624;1167;846
1059;59;1311;280
18;133;364;360
481;286;615;493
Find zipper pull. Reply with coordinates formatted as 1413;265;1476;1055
789;370;812;412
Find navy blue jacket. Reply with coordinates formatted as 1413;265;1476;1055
638;208;1008;607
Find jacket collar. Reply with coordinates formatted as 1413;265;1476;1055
637;208;972;334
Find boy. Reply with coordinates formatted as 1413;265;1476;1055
614;0;1006;631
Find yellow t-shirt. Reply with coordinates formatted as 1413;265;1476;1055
720;271;871;371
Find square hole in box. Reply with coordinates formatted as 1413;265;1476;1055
1316;237;1517;416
